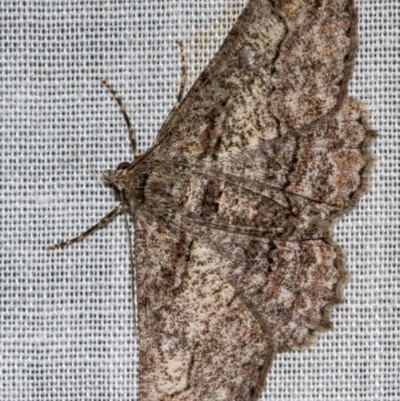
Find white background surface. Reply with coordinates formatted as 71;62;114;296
1;0;398;399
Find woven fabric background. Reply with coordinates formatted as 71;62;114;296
1;1;398;400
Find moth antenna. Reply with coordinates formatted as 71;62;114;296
176;39;187;103
100;77;139;158
47;204;124;251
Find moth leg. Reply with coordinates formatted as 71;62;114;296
176;39;187;103
47;204;125;251
100;77;139;157
151;40;189;138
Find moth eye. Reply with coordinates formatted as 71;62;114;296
117;161;131;170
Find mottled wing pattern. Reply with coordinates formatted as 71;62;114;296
156;0;357;158
135;217;274;401
133;0;374;399
203;99;372;351
149;0;372;350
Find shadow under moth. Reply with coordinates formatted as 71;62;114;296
49;0;376;399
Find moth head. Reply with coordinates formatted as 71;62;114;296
102;161;130;191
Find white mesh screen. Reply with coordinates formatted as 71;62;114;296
0;0;398;399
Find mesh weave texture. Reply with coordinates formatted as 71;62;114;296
0;0;398;400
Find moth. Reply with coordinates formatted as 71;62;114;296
49;0;375;399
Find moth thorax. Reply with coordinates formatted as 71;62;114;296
129;160;191;216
